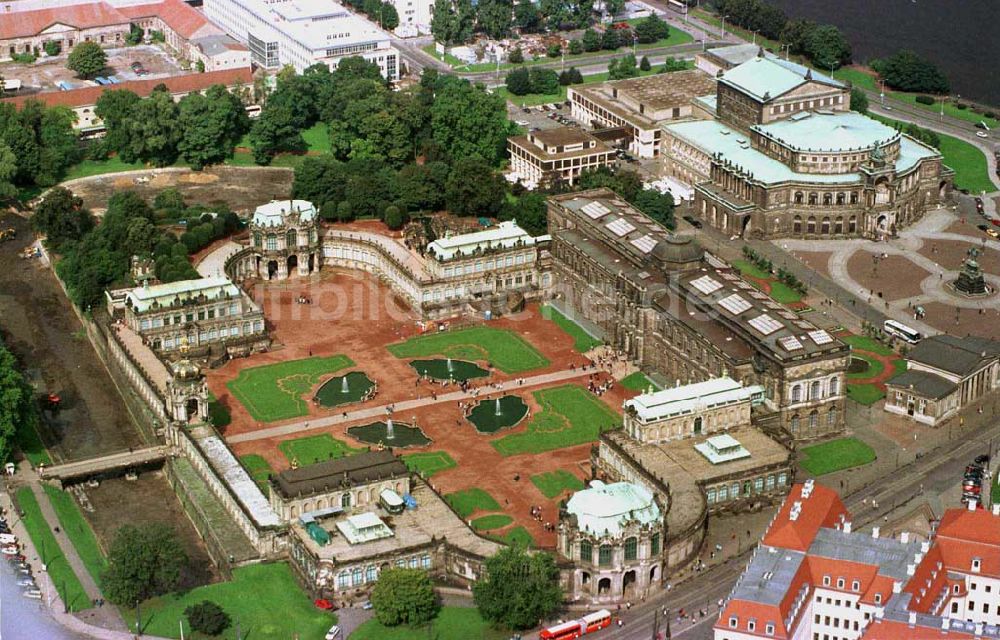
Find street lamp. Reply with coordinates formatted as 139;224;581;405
721;15;729;39
751;29;759;45
780;43;791;60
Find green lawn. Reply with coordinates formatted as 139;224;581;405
530;470;585;499
42;485;107;587
351;606;511;640
239;454;274;492
300;122;331;152
692;9;781;51
620;371;657;392
993;473;1000;505
798;437;877;476
387;326;549;374
499;526;534;547
226;355;354;423
846;383;885;405
401;451;457;477
847;352;885;380
832;67;878;92
841;335;895;356
63;155;145;180
891;358;908;377
732;259;802;304
14;487;91;612
137;563;333;640
445;488;501;518
471;514;514;531
541;304;602;352
937;133;998;193
732;259;770;279
278;433;364;466
15;419;52;467
492;384;620;456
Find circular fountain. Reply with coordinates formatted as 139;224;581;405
347;420;430;448
409;359;488;381
466;395;529;434
313;371;375;408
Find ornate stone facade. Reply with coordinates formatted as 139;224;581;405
249;200;322;280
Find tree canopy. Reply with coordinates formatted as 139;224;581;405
66;41;107;79
0;100;79;194
184;601;231;636
0;336;38;466
32;187;95;251
101;523;188;605
432;0;475;45
803;24;852;71
871;50;950;94
370;568;439;626
472;546;562;630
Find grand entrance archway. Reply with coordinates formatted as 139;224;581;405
267;260;278;279
287;254;298;276
622;570;637;596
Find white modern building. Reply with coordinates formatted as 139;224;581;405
388;0;433;35
204;0;399;78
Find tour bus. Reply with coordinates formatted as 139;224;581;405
539;610;612;640
883;319;922;344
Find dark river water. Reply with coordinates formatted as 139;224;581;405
766;0;1000;106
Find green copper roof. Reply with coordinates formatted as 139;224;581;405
565;480;660;538
719;56;843;102
753;111;899;153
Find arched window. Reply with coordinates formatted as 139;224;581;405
836;193;845;205
794;192;804;204
337;571;350;589
580;540;593;563
829;376;840;396
848;215;858;233
599;545;612;566
341;493;351;508
809;410;819;428
810;381;822;400
791;384;802;403
286;229;297;248
793;215;802;234
821;217;831;234
352;567;363;585
365;566;377;582
624;537;638;561
808;193;818;205
790;414;800;431
823;193;832;206
828;406;838;426
835;216;844;234
651;533;660;555
253;232;262;247
807;216;817;234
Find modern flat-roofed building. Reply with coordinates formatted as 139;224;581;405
547;188;849;441
107;275;268;355
567;70;717;158
884;334;1000;425
508;126;617;189
716;481;1000;640
204;0;399;79
661;52;953;240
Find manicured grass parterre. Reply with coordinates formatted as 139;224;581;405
402;451;457;477
239;454;274;492
799;437;877;476
841;334;895;356
847;353;885;380
278;433;364;466
530;470;585;499
42;485;107;586
492;384;620;456
226;355;354;422
846;383;886;405
137;562;333;640
499;526;534;547
387;326;549;374
351;606;511;640
620;371;658;392
445;488;501;519
541;304;601;352
14;487;91;612
471;514;514;531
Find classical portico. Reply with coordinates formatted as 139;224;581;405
249;200;321;280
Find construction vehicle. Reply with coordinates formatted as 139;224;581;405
0;227;15;242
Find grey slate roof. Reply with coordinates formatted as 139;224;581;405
730;546;806;606
885;369;957;399
907;335;1000;377
807;527;922;580
272;450;407;500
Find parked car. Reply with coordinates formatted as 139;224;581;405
314;599;335;611
976;131;989;138
683;215;703;229
325;625;342;640
16;578;35;588
986;228;999;239
2;545;19;555
515;120;529;126
975;454;990;465
361;601;373;610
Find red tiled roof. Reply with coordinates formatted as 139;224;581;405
715;600;788;639
860;618;974;640
1;67;253;110
117;0;216;39
763;483;849;552
903;545;948;614
0;2;129;40
935;507;1000;578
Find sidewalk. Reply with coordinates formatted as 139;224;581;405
1;487;167;640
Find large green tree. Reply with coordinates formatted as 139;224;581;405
67;41;107;79
513;0;542;33
177;85;250;170
95;89;142;158
0;142;17;201
430;78;512;165
432;0;474;45
101;523;188;605
608;54;639;80
121;88;181;166
444;155;506;217
871;50;950;94
803;24;851;70
0;337;38;465
472;546;562;630
634;14;669;44
32;187;95;251
477;0;513;39
850;87;869;114
370;568;439;626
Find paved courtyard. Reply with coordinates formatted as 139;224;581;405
203;246;634;548
780;208;1000;339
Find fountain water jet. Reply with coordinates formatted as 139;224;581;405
495;398;502;416
341;376;350;393
386;418;395;440
447;358;454;373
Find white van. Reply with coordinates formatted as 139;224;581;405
325;625;341;640
23;589;42;600
0;533;18;544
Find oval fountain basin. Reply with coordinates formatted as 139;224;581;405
466;395;529;434
314;371;376;408
409;359;489;382
348;421;431;448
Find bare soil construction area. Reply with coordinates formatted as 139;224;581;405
67;166;294;214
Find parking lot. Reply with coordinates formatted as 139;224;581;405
0;45;184;94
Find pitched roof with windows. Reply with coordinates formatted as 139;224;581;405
0;2;129;40
272;450;408;500
762;482;847;552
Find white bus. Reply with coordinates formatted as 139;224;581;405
884;319;922;344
